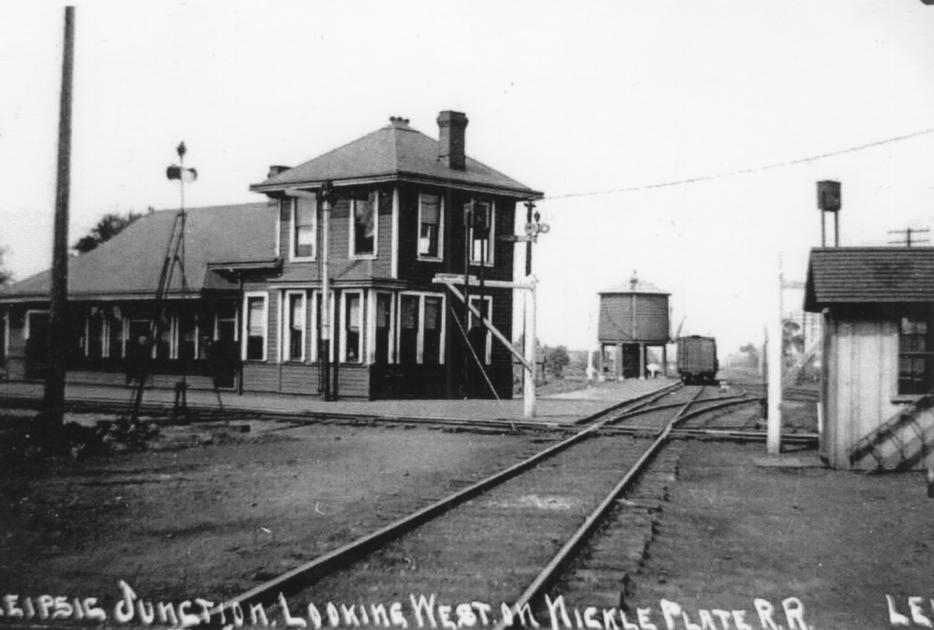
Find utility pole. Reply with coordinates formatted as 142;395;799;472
42;6;75;447
319;181;333;400
462;202;472;397
766;254;783;455
888;227;930;247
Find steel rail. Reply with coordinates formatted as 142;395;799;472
0;382;682;436
569;381;682;425
605;392;753;424
192;382;685;627
494;387;711;630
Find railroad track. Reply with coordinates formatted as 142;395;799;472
191;385;763;629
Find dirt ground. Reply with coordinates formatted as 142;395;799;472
632;442;934;629
0;420;553;605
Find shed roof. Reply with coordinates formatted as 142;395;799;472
250;119;543;199
804;247;934;311
0;202;277;301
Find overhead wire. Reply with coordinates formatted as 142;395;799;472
543;126;934;201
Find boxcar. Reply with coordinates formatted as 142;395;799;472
677;336;718;384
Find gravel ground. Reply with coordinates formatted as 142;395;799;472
631;442;934;630
0;422;553;605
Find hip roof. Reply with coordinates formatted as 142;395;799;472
804;247;934;311
1;202;276;301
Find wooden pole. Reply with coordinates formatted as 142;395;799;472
320;188;332;401
767;254;783;454
42;6;75;445
523;277;536;418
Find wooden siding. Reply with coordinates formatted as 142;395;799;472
822;315;903;468
242;362;279;393
598;293;669;343
278;187;393;282
396;183;516;286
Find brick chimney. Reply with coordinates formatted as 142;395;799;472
267;165;291;179
437;110;468;170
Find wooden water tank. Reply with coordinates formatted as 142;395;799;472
597;274;670;344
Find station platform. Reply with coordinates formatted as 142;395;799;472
0;378;674;426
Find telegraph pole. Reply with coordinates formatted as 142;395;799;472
42;6;75;446
888;227;930;247
319;181;333;400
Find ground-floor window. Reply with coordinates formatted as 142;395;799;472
398;292;446;365
243;293;268;361
374;292;394;364
899;313;934;395
283;291;307;362
1;311;8;363
176;312;198;362
468;295;492;364
86;309;105;359
310;291;335;363
341;291;363;363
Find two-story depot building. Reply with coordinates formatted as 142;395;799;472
0;111;543;399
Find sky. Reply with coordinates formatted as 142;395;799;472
1;1;933;354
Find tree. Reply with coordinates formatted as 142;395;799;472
73;211;143;253
782;319;805;356
739;342;759;367
544;345;570;379
0;246;12;288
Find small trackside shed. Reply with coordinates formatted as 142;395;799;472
804;247;934;469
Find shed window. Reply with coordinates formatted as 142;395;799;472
293;198;316;260
350;191;377;257
899;315;933;395
418;193;442;259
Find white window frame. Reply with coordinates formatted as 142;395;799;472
242;291;269;362
468;294;493;364
417;192;444;261
214;303;239;342
310;290;335;363
467;199;495;266
396;291;446;365
290;197;317;262
348;191;379;260
171;310;199;361
339;290;365;364
83;308;108;358
282;290;308;363
169;312;179;360
275;198;283;258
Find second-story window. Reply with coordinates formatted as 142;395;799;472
350;191;377;257
468;200;494;265
293;198;316;260
418;193;442;260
